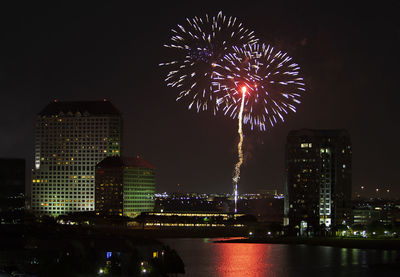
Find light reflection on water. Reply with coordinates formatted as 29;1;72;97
215;242;273;277
162;238;400;277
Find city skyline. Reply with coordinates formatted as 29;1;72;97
1;2;399;197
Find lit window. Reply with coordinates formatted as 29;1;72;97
301;143;312;148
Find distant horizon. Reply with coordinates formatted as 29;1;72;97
2;154;400;199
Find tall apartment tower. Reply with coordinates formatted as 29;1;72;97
95;156;156;218
31;100;122;216
284;129;352;234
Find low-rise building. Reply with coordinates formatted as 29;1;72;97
95;156;155;218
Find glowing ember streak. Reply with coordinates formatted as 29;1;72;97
232;86;247;213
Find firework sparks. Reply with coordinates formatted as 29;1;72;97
219;43;306;131
159;11;258;114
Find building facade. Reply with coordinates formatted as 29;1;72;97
284;129;352;234
31;100;122;216
95;156;155;218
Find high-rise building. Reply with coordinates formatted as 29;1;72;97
284;129;352;234
31;100;122;216
95;156;155;218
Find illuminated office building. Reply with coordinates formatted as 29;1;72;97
31;100;122;216
95;156;155;218
284;129;352;233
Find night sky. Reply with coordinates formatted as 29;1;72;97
1;1;399;197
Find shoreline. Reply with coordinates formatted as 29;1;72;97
2;224;400;250
214;237;400;250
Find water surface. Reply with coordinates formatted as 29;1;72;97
162;238;400;277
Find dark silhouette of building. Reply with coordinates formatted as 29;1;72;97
0;158;25;223
31;100;122;216
95;156;155;218
284;129;352;235
239;197;284;224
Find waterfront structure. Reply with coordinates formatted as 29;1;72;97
95;156;155;218
31;100;122;216
153;191;283;223
134;211;247;228
284;129;352;233
353;208;382;226
352;198;398;226
0;158;25;223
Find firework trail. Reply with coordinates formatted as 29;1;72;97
232;86;247;213
218;43;305;212
159;11;258;114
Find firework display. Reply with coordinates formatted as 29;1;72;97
219;43;306;131
161;11;306;213
159;11;258;114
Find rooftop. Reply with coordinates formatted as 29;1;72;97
288;129;350;138
97;156;155;169
38;100;121;116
